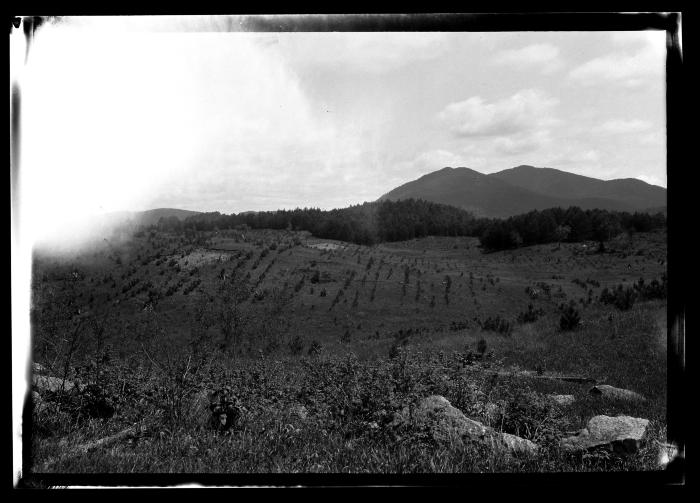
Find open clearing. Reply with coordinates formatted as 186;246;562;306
26;227;669;476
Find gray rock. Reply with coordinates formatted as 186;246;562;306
498;432;540;456
32;374;82;394
589;385;646;402
398;395;538;456
548;394;575;407
411;395;489;442
560;415;649;455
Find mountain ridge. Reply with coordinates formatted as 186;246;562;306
379;165;666;218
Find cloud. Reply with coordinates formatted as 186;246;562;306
593;119;654;135
491;130;552;156
568;31;665;87
438;89;558;138
493;43;563;74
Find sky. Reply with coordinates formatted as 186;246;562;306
13;16;668;246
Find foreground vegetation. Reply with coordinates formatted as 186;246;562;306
23;226;670;482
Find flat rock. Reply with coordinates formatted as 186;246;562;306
498;432;539;456
547;394;575;407
589;385;646;402
560;415;649;455
397;395;537;456
32;374;82;394
411;395;489;442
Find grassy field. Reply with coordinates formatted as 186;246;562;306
24;227;670;481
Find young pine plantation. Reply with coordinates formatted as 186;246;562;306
26;225;669;476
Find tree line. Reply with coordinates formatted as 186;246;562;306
154;199;666;251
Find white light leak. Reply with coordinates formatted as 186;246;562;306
10;18;30;487
19;17;359;252
21;23;206;250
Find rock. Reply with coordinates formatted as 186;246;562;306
498;432;539;456
560;415;649;455
589;385;646;402
397;395;538;456
411;395;489;442
32;374;82;394
547;394;575;407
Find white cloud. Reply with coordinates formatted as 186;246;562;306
545;149;601;171
568;31;665;87
593;119;654;135
491;130;552;156
438;89;558;138
493;43;563;74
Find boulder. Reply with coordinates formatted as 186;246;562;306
498;432;539;456
560;415;649;455
589;385;646;402
410;395;489;442
394;395;538;456
547;394;575;407
32;374;82;394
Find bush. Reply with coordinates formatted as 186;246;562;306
479;316;512;336
517;304;545;324
559;302;581;331
599;285;636;311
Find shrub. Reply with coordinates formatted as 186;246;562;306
599;285;636;311
479;316;512;336
517;304;545;324
559;302;581;331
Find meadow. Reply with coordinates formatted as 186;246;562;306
24;226;670;480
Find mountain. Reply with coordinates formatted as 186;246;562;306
489;165;667;211
378;166;666;218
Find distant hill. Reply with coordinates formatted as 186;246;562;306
133;208;202;226
379;166;666;218
100;208;202;228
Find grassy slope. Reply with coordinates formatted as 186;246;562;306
27;228;669;475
